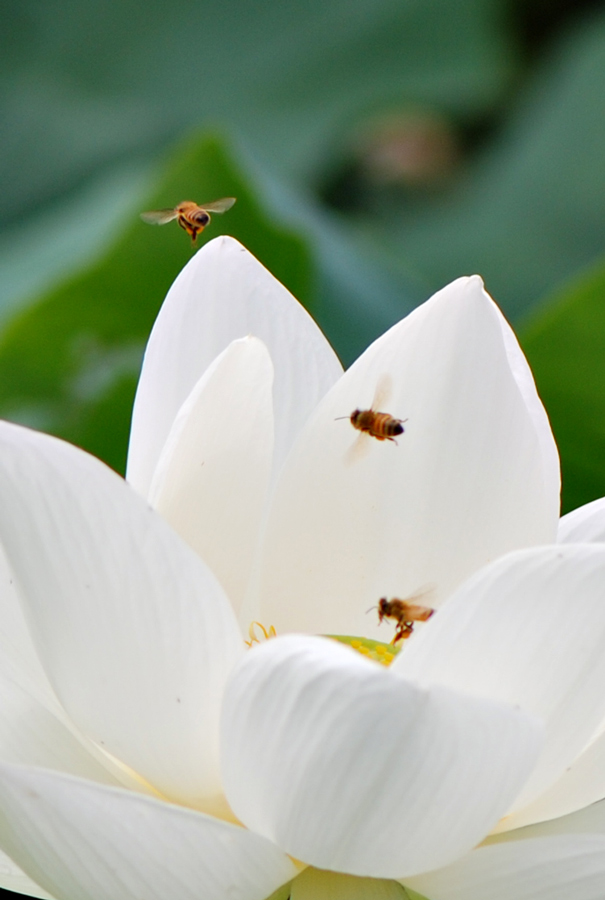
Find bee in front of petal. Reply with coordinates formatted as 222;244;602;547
373;594;435;643
337;374;407;463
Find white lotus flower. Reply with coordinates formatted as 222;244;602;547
0;237;604;900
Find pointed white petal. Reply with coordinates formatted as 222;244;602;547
255;276;560;638
0;764;297;900
0;422;243;808
221;635;542;879
396;544;605;814
290;868;407;900
0;847;55;899
127;236;342;496
496;729;605;831
494;310;560;495
404;833;605;900
149;337;274;616
559;497;605;543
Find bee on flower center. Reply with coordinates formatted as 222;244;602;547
373;595;435;644
140;197;236;244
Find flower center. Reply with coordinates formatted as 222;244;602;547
245;624;401;666
326;635;401;666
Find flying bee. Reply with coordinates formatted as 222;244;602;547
140;197;236;244
337;374;407;464
373;594;435;644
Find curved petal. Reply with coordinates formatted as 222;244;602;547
0;545;141;792
127;236;343;496
558;497;605;543
0;542;57;709
404;834;605;900
221;635;542;879
395;544;605;818
490;795;605;841
0;763;297;900
149;337;274;616
255;276;559;638
495;729;605;831
0;668;123;787
0;421;243;809
0;847;55;899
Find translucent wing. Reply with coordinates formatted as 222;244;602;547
344;432;372;467
370;373;393;411
200;197;237;214
140;209;179;225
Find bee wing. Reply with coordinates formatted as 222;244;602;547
344;432;372;466
200;197;237;214
140;209;179;225
403;585;436;607
370;373;393;411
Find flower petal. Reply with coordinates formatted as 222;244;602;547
127;236;343;496
255;276;559;638
0;847;55;899
0;542;58;709
395;544;605;817
0;421;243;809
0;763;297;900
405;803;605;900
0;667;123;787
495;729;605;831
0;542;139;791
221;635;542;879
149;337;274;616
558;497;605;543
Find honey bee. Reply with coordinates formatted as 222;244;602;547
140;197;236;244
337;375;407;464
374;595;435;643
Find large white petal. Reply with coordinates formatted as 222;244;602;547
406;802;605;900
395;543;605;817
0;847;55;899
221;635;542;879
0;668;123;787
496;729;605;831
0;542;58;709
149;337;274;617
127;236;343;496
255;276;559;638
0;763;297;900
558;497;605;543
404;835;605;900
490;796;605;840
0;422;243;809
0;544;143;792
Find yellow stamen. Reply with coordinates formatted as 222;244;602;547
245;621;277;648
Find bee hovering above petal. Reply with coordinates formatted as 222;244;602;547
140;197;236;244
337;374;408;465
372;591;435;643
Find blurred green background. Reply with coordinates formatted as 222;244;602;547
2;0;605;514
